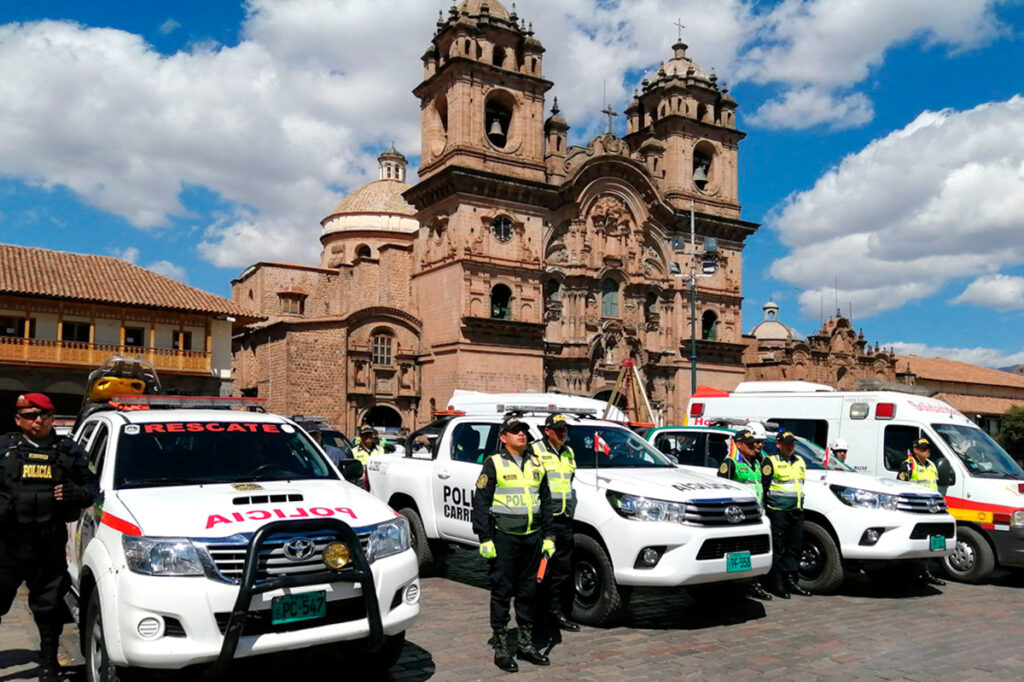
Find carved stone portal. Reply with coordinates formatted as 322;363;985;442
589;195;632;236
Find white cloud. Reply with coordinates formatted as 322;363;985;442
158;19;180;35
769;96;1024;317
111;246;140;264
886;341;1024;369
145;259;187;281
747;87;873;130
952;274;1024;311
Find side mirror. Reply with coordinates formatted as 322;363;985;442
937;458;956;488
384;444;396;454
339;459;364;484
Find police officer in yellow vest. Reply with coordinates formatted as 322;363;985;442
898;437;946;586
764;430;811;598
530;413;580;641
472;416;555;672
352;425;384;465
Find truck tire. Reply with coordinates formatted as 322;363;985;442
398;507;434;568
570;534;622;626
798;521;844;594
943;525;995;583
84;590;133;682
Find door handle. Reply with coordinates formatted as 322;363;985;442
437;470;451;480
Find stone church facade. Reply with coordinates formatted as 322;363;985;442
232;0;759;432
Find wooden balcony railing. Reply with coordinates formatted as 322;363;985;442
0;337;212;373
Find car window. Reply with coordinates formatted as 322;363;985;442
932;423;1024;479
884;425;920;471
770;418;829;448
450;423;502;464
87;423;109;475
569;425;675;469
707;433;730;468
652;431;706;466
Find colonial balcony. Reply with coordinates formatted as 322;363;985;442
0;336;212;374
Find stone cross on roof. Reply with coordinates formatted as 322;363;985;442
674;18;685;41
601;104;617;135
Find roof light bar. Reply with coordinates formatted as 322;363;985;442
109;395;266;411
499;405;597;416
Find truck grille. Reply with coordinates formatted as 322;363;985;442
683;500;761;526
200;532;372;584
696;534;771;560
909;522;956;540
897;494;948;514
214;595;366;635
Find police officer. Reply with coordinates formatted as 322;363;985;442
472;416;555;672
530;413;580;640
718;428;773;600
0;393;97;682
352;425;384;465
898;437;946;586
763;430;811;598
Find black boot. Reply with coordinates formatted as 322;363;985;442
553;611;580;632
769;573;790;599
39;626;62;682
787;574;812;596
749;580;773;600
492;627;518;673
922;567;946;586
516;625;550;666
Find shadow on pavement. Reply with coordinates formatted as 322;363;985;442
832;571;943;599
990;568;1024;588
0;650;43;682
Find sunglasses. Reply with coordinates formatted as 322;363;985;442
16;410;53;421
504;426;530;435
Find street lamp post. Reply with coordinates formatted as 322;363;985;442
671;201;718;397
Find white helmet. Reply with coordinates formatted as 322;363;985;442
745;421;769;440
829;438;849;451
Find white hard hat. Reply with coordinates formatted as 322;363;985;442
830;438;849;450
745;422;768;440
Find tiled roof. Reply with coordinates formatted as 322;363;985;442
896;354;1024;390
326;180;415;217
933;393;1024;417
0;243;260;318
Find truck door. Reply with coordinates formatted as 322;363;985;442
67;420;108;586
881;423;964;498
434;421;500;542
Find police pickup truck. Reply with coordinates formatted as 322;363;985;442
66;396;419;681
366;401;772;625
643;422;955;592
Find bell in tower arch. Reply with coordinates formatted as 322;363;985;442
488;117;507;146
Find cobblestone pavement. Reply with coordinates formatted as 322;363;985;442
2;548;1023;681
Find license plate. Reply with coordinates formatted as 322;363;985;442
271;591;326;625
726;551;752;573
929;535;947;552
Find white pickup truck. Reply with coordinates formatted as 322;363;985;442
367;405;773;625
67;397;419;681
643;423;955;592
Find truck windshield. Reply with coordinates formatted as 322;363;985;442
762;437;853;472
115;422;338;489
568;425;675;468
931;424;1024;479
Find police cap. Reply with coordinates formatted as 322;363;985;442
733;429;757;444
359;425;376;436
776;431;796;444
500;416;530;434
544;413;569;429
912;437;930;450
16;392;54;412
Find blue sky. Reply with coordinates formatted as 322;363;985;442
1;0;1023;367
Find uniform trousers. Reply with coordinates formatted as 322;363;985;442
767;508;804;577
0;527;68;631
488;531;542;630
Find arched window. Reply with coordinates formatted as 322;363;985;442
356;245;372;259
485;90;515;149
545;279;561;302
491;284;512;320
701;310;718;340
371;333;393;366
493;45;506;67
601;278;619;318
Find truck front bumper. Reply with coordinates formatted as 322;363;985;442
838;510;955;561
601;516;773;587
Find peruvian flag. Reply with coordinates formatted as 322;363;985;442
822;447;831;467
594;433;612;455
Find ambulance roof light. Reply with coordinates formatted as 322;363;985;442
875;403;896;420
109;395;267;412
500;405;597;417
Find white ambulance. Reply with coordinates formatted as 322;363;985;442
687;381;1024;582
67;397;419;681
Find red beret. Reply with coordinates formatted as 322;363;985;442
16;393;54;412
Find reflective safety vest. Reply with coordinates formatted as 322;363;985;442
532;440;575;517
767;455;805;511
489;453;545;535
352;444;384;465
904;455;939;491
728;455;764;505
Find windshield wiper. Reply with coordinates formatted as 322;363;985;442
119;477;200;488
972;471;1017;479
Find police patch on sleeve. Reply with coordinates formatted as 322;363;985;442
719;462;729;474
476;474;488;489
762;464;773;476
897;471;908;481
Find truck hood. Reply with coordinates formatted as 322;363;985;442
575;467;756;503
115;479;395;538
806;470;942;497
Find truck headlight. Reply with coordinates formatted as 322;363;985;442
1012;510;1024;527
607;491;685;522
830;485;900;511
122;536;204;576
368;517;411;561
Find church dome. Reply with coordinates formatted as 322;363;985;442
327;180;415;218
749;300;801;343
647;42;713;86
321;147;418;238
458;0;512;21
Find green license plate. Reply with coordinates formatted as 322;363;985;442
271;591;326;625
726;551;752;573
929;535;947;552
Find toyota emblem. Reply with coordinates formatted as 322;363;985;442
927;498;943;513
283;538;316;562
725;505;745;524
